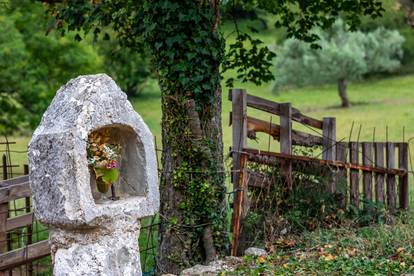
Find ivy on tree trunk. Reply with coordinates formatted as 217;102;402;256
144;1;228;273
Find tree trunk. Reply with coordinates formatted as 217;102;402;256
338;78;350;108
156;1;228;274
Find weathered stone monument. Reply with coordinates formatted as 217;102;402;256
29;74;159;275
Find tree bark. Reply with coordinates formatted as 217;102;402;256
157;1;227;274
338;78;350;108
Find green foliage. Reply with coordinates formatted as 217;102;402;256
0;1;102;132
273;19;405;91
223;32;276;88
0;15;28;133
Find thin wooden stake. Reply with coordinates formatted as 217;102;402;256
374;143;385;204
230;89;247;190
280;103;292;190
386;142;397;214
398;142;409;210
362;142;373;210
231;154;248;256
349;142;359;208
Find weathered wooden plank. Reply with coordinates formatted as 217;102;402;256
246;116;323;146
323;118;336;193
0;175;29;188
6;213;33;232
336;142;348;207
230;89;247;190
0;183;31;204
228;92;323;129
322;118;336;161
0;203;7;254
231;154;248;256
398;142;409;210
280;103;292;190
386;142;397;213
0;156;7;254
246;170;271;189
0;240;50;270
362;142;373;209
374;143;385;204
242;148;407;176
349;142;359;208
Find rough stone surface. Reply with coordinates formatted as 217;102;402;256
180;257;243;276
51;220;141;276
29;74;160;275
244;247;268;257
29;73;159;227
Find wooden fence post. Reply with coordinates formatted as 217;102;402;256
323;117;336;192
336;142;348;207
24;164;34;276
362;142;373;210
386;143;397;213
230;89;247;191
349;142;360;208
231;154;248;256
374;143;385;204
0;155;8;254
398;143;409;210
280;103;292;190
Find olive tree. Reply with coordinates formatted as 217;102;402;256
274;19;404;107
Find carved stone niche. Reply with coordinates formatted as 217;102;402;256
29;74;159;275
89;124;146;203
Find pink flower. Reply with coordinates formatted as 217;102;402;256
106;160;119;169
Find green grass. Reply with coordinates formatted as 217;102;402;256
224;222;414;275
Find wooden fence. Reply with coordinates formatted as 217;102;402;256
0;169;50;275
229;89;410;255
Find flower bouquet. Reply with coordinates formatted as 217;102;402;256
87;133;121;194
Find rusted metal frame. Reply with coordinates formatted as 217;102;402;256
231;154;248;256
241;148;407;176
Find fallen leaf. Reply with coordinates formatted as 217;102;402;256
321;254;336;261
257;256;266;264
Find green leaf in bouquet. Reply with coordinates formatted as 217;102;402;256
101;168;120;184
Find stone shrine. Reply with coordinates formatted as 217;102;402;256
29;74;159;275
